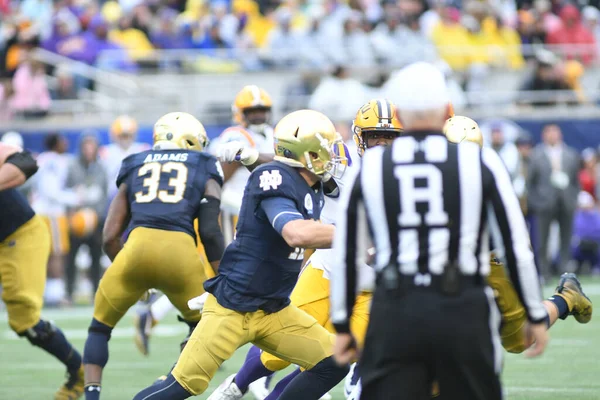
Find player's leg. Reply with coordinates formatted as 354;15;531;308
488;258;592;353
253;304;349;400
83;234;149;399
132;294;249;399
0;216;84;399
213;263;332;400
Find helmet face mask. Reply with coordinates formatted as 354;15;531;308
352;99;403;157
273;110;349;181
232;85;273;134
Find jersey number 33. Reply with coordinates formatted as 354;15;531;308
136;162;188;204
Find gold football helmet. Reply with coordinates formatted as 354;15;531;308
274;110;347;181
153;112;209;151
443;115;483;147
232;85;273;133
110;115;138;141
352;99;403;156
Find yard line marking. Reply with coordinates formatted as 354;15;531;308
507;386;600;394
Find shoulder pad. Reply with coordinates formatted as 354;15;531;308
202;153;224;187
220;126;256;147
116;152;145;188
249;163;299;200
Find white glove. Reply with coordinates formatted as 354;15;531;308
187;292;209;312
216;141;259;166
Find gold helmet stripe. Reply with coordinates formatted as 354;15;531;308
249;85;262;106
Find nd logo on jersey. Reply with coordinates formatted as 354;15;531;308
259;170;283;191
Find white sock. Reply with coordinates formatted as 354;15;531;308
44;278;65;304
347;379;362;400
150;295;175;322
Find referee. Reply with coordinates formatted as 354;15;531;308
330;62;549;400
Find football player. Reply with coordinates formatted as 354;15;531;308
444;115;592;353
0;142;84;399
132;110;351;400
82;112;225;400
132;86;274;366
99;115;150;200
32;133;80;306
209;99;402;400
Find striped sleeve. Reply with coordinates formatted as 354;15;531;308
481;148;547;323
331;168;365;334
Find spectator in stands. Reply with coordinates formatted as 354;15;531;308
150;8;183;49
514;132;533;216
517;9;547;54
0;76;14;120
297;13;330;68
520;50;568;106
490;123;520;178
43;8;81;55
50;64;78;100
528;124;581;281
85;15;137;72
19;0;53;40
395;12;438;65
534;0;561;33
579;148;598;199
571;190;600;275
109;14;154;62
546;4;596;65
308;65;370;123
560;59;587;103
66;131;108;304
582;6;600;57
431;6;472;71
263;9;300;67
343;11;376;67
10;56;51;118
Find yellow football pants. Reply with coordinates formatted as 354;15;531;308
93;227;206;327
172;294;335;395
40;215;70;254
261;262;372;372
0;216;50;332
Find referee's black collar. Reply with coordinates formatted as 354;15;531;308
399;130;446;139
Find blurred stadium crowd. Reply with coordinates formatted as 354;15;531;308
0;0;599;120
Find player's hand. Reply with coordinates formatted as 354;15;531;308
524;322;549;358
187;292;209;313
333;333;358;366
216;141;259;166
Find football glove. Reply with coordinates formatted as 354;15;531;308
216;141;259;166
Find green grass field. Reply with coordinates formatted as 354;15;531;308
1;279;599;400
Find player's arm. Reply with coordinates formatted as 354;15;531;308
103;183;131;261
260;196;335;249
0;143;38;191
198;178;225;273
216;140;274;175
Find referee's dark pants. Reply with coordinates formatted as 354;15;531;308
359;275;503;400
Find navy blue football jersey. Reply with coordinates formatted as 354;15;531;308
0;188;35;242
117;149;224;239
204;161;324;313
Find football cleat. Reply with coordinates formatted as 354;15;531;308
134;294;159;356
207;374;244;400
554;273;593;323
54;365;84;400
248;376;269;400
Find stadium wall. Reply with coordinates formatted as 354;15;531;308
13;119;600;154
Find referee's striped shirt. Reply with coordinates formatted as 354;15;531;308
331;131;547;334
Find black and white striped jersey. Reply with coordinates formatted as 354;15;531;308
331;131;547;333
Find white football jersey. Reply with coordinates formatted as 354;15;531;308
308;160;375;291
211;125;274;214
31;151;78;216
